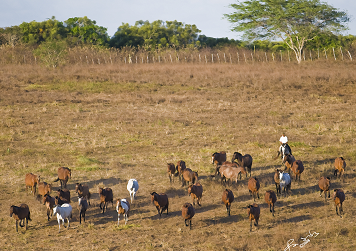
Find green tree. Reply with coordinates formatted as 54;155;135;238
19;16;67;44
110;20;201;49
224;0;349;63
64;16;109;46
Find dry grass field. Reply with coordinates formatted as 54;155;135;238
1;60;356;250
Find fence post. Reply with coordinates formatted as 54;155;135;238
224;53;226;63
265;52;268;62
280;50;282;61
332;47;336;60
324;48;327;59
272;53;275;61
170;54;173;63
340;47;344;61
237;52;240;63
211;54;214;63
347;51;352;61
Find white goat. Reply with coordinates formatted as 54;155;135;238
127;179;139;203
53;203;72;232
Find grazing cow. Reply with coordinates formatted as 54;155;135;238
265;190;277;216
116;198;130;226
318;177;331;201
37;182;52;201
127;179;139;203
247;203;260;232
222;189;234;216
25;173;40;196
176;160;186;181
43;194;55;221
78;196;88;224
274;169;281;196
182;168;198;187
10;204;31;232
98;187;113;214
150;192;169;218
231;152;253;177
248;177;260;201
53;203;72;232
188;183;203;206
333;189;345;218
57;189;71;203
182;203;195;230
334;157;346;180
75;183;91;205
54;167;71;189
167;163;177;183
279;172;291;197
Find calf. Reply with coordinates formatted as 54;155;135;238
247;203;260;232
333;189;345;218
188;183;203;206
78;196;88;224
265;190;277;216
116;198;130;226
10;204;31;232
25;173;40;196
99;187;113;214
222;189;234;216
318;177;331;201
182;203;195;230
248;177;260;201
150;192;169;218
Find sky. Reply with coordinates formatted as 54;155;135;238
1;0;355;40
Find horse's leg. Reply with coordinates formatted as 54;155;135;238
250;219;252;232
67;217;70;229
324;191;327;201
189;219;192;230
336;205;339;216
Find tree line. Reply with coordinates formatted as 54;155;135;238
1;16;355;52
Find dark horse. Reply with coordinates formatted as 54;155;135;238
231;152;253;177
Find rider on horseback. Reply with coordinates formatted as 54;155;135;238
275;133;292;162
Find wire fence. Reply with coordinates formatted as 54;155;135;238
0;45;353;66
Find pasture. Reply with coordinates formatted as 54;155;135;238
1;61;356;250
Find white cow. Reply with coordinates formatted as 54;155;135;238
127;179;139;203
53;203;72;232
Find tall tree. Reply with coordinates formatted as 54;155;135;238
224;0;349;63
65;16;109;46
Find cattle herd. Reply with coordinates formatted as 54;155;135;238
10;150;347;233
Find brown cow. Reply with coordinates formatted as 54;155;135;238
182;203;195;230
222;189;234;216
10;204;31;232
25;173;40;196
333;189;345;217
334;157;346;180
54;167;71;189
176;160;186;181
318;177;331;201
231;152;253;177
247;203;260;232
151;192;169;218
181;168;198;187
265;190;277;216
188;183;203;206
167;163;177;183
248;177;260;201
